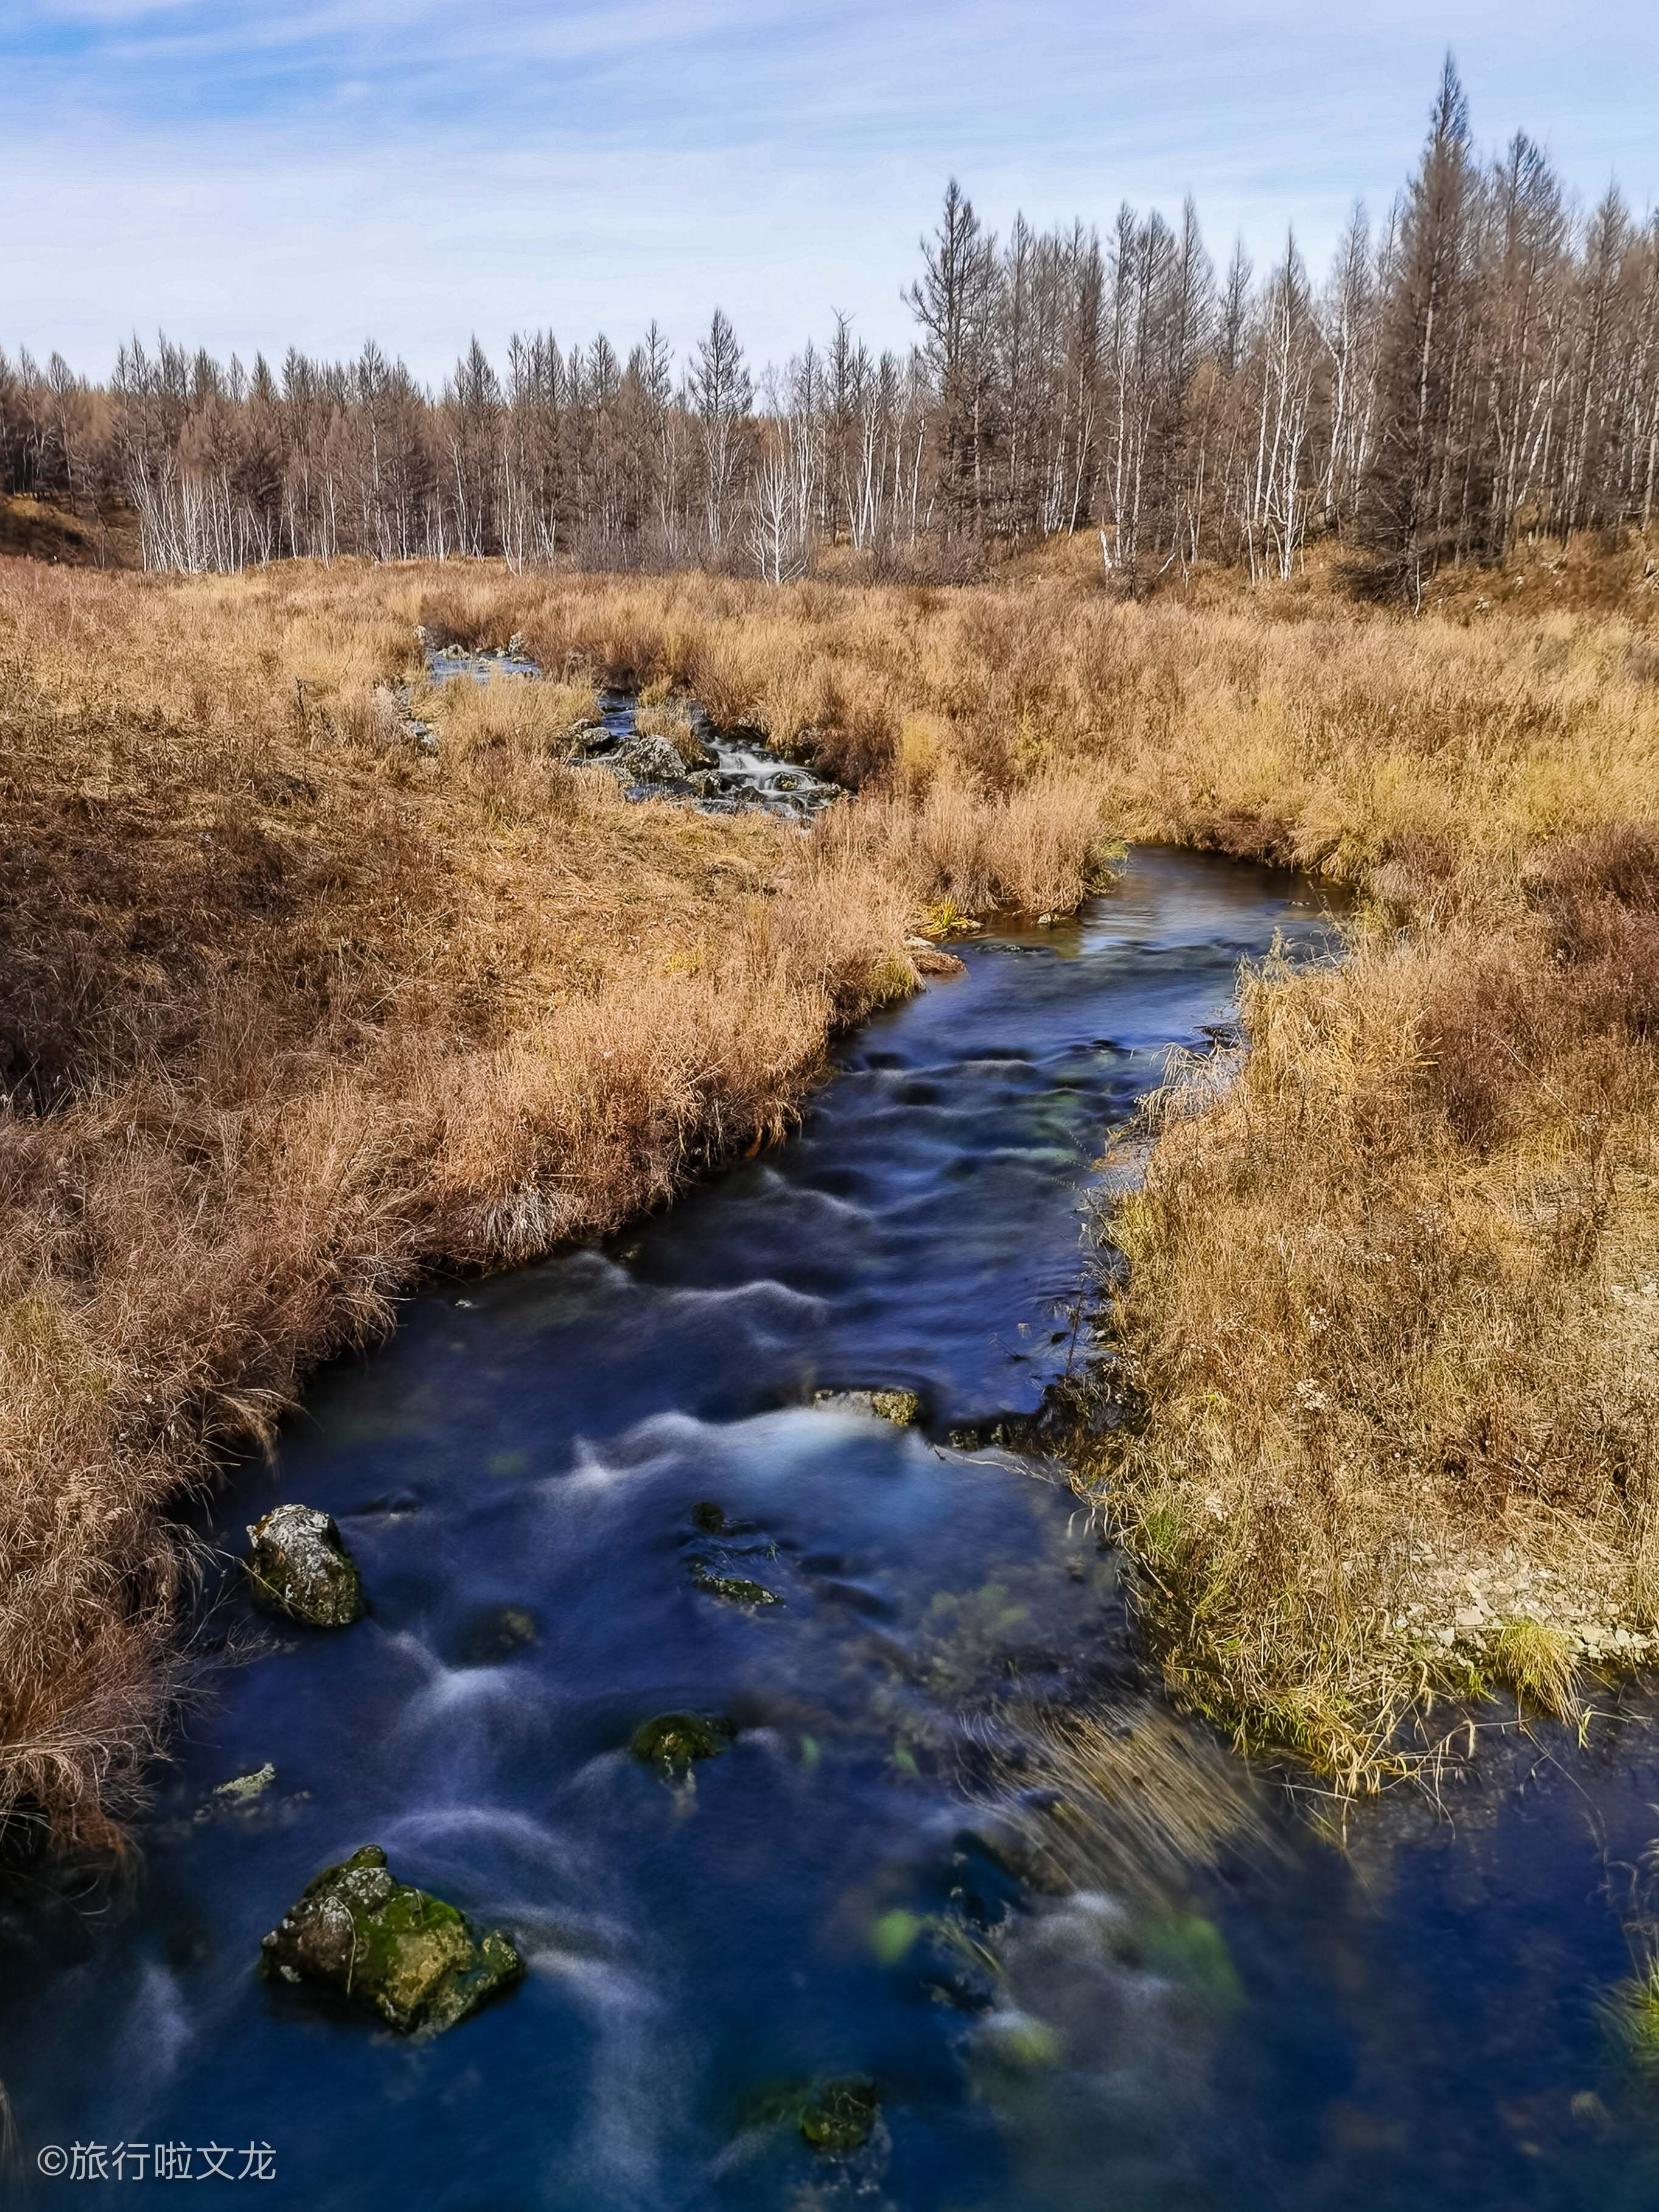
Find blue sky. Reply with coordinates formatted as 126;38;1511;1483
6;1;1658;386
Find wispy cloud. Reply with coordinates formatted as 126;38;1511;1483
5;0;1657;381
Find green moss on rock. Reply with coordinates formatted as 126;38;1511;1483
812;1388;923;1427
799;2078;881;2154
629;1713;733;1770
691;1566;783;1607
259;1844;523;2034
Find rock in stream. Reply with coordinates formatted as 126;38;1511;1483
245;1502;366;1627
260;1845;524;2034
812;1387;924;1427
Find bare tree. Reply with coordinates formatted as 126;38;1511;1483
690;308;752;557
21;65;1658;593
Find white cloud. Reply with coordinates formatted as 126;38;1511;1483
4;0;1657;382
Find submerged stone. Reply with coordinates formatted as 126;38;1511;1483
455;1603;539;1666
259;1845;523;2035
245;1503;365;1627
980;2009;1063;2069
691;1566;783;1607
1138;1909;1245;2010
630;1712;733;1770
812;1387;923;1428
799;2078;881;2154
691;1500;728;1533
869;1908;924;1965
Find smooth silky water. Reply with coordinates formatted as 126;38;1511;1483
7;850;1659;2210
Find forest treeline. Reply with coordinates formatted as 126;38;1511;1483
4;63;1657;599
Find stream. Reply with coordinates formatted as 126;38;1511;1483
7;850;1659;2210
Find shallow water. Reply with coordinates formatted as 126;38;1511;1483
8;850;1659;2210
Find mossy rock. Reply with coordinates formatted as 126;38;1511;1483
259;1845;523;2034
630;1712;733;1770
812;1387;923;1428
245;1503;365;1628
799;2078;881;2154
691;1566;782;1607
614;731;686;784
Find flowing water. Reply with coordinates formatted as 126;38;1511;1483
587;689;841;818
7;850;1659;2211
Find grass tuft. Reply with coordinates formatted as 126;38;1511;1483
1490;1620;1582;1719
1605;1955;1659;2075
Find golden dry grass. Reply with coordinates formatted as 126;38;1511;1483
5;548;1659;1837
0;556;1136;1847
1102;911;1658;1780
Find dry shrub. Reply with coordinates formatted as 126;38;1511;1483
819;766;1118;918
1490;1619;1580;1719
407;567;1659;907
425;669;599;766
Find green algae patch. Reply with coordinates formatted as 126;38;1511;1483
981;2011;1063;2068
259;1845;524;2034
630;1712;734;1771
1140;1909;1244;2011
870;1909;924;1966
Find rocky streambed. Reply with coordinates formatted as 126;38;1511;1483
419;632;840;820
